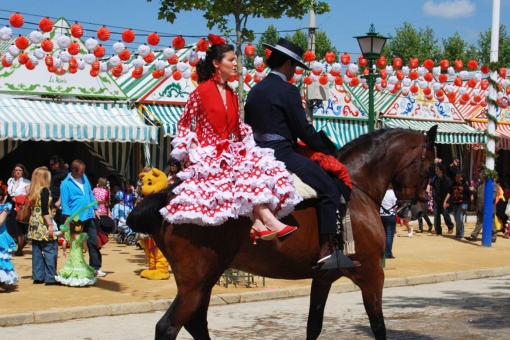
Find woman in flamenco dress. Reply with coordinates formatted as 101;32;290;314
160;34;302;243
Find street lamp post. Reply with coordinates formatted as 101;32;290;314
354;24;389;132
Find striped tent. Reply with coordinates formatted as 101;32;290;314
0;98;158;143
471;121;510;150
313;118;368;148
381;118;486;144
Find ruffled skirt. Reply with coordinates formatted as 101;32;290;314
0;227;18;285
161;138;302;226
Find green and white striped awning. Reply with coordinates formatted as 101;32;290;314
143;104;183;137
313;118;368;148
381;119;485;144
0;98;158;143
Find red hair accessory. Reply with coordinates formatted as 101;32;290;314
208;34;226;46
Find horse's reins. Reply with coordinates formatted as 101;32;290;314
352;139;431;214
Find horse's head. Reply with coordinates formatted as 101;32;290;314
391;125;437;220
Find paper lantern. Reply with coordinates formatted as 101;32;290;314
39;17;53;32
447;92;457;102
147;32;160;46
423;87;432;96
91;60;100;71
500;68;507;78
480;79;489;90
304;50;316;62
303;75;312;85
25;59;35;70
67;66;77;74
454;59;463;71
264;48;272;59
392;57;402;70
9;12;24;28
409;58;419;69
424;72;433;82
15;35;29;50
339;52;350;65
254;62;265;73
122;29;135;43
319;74;329;85
358;55;368;67
173;70;182;80
17;52;29;65
467;60;478;70
41;39;54;52
408;70;418;80
118;48;131;61
325;51;336;64
70;22;84;38
111;65;123;77
438;74;448;83
480;65;490;74
68;57;78;69
167;55;178;65
47;65;56;73
152;69;165;78
68;41;80;55
409;85;418;94
172;36;185;50
93;45;106;58
439;59;450;70
97;26;110;41
244;43;255;58
350;77;360;87
143;51;155;63
453;76;462;87
423;59;434;70
376;56;386;69
44;55;54;66
467;78;477;88
244;73;252;83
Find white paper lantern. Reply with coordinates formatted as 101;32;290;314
458;87;467;95
53;57;62;68
419;80;428;89
348;63;358;74
163;47;175;59
432;82;441;92
121;63;130;74
57;35;71;48
401;66;410;76
445;84;454;93
85;37;99;51
113;41;126;54
77;59;86;70
4;52;14;63
84;53;96;64
99;61;108;72
242;66;247;76
154;60;166;70
432;66;441;77
447;66;455;76
142;65;150;75
0;26;13;41
375;77;382;84
132;56;145;68
459;70;469;80
59;51;72;62
176;61;188;73
402;78;412;87
385;65;393;74
109;55;121;67
417;66;426;77
388;75;398;85
29;54;40;66
330;62;341;74
7;45;20;57
474;72;482;82
33;47;45;59
137;44;151;57
293;73;302;82
186;50;198;63
254;56;263;68
182;69;191;79
164;67;173;77
29;30;44;44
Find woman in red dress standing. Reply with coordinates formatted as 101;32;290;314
160;34;301;243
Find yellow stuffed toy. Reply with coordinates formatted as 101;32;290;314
137;167;171;280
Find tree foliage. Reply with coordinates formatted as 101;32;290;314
442;32;479;65
477;24;510;65
383;22;441;62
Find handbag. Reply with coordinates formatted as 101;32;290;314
15;196;31;224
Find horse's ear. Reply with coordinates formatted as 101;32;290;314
426;125;438;148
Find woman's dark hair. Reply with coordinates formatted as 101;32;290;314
267;51;296;69
49;155;66;170
11;163;29;178
196;44;234;83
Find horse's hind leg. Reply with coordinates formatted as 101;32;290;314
306;279;333;340
155;284;214;340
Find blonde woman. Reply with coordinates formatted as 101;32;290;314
27;167;59;285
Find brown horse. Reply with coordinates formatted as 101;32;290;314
128;126;437;340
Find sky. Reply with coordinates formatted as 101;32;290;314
1;0;509;59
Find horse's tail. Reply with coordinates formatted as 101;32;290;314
127;190;169;234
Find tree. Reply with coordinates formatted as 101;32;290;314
477;25;510;66
150;0;330;115
442;32;479;65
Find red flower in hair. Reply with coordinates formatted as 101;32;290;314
208;34;226;46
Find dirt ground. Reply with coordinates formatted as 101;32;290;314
3;217;510;316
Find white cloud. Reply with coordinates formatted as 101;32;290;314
422;0;476;18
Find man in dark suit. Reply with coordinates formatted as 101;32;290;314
245;38;356;270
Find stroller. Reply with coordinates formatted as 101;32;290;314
115;218;137;245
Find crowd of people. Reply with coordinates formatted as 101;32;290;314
380;157;510;259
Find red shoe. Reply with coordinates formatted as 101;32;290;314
250;228;277;245
276;225;298;237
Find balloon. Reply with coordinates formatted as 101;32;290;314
60;201;98;231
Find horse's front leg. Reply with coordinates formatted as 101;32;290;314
306;278;333;340
350;259;386;340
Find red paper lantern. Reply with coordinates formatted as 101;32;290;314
379;69;387;80
25;60;35;70
93;45;106;58
437;95;445;102
55;67;66;76
329;69;340;77
319;74;329;85
480;65;490;74
506;85;510;95
68;67;78;74
39;17;54;32
265;48;272;59
423;87;432;96
143;51;155;63
255;62;265;73
47;65;56;73
334;76;344;86
304;50;316;62
436;89;445;97
423;59;434;70
147;32;160;46
410;85;419;94
122;29;136;43
41;39;54;53
91;61;100;71
45;55;54;66
71;22;84;38
467;78;477;88
191;71;198;81
253;74;260;83
340;52;350;65
467;60;478;70
1;57;12;68
15;36;29;50
453;76;462;87
244;73;252;83
68;41;80;55
97;26;110;41
380;79;387;88
244;43;255;58
188;58;199;67
118;49;131;61
111;65;123;77
409;71;419;80
132;69;142;79
500;68;507;78
17;52;29;65
10;12;24;28
358;55;368;67
424;72;433;82
349;77;360;87
68;57;78;69
394;82;402;91
480;79;489;90
90;69;99;77
454;59;463;71
172;36;185;50
173;70;182;80
194;38;208;53
303;75;312;85
409;58;419;69
396;70;404;81
376;56;386;69
392;57;402;70
461;93;470;102
440;59;450;70
447;92;457;103
152;69;165;78
325;51;336;64
167;55;178;65
345;68;355;78
438;74;448;83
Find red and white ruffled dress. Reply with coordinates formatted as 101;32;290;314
160;80;302;226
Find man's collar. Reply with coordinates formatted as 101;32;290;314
269;71;286;82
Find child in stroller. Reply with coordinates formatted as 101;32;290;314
111;191;135;245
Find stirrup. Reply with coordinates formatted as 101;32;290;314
317;250;360;270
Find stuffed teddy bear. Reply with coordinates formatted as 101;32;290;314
137;167;171;280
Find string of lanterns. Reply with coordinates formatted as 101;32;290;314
1;11;509;108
